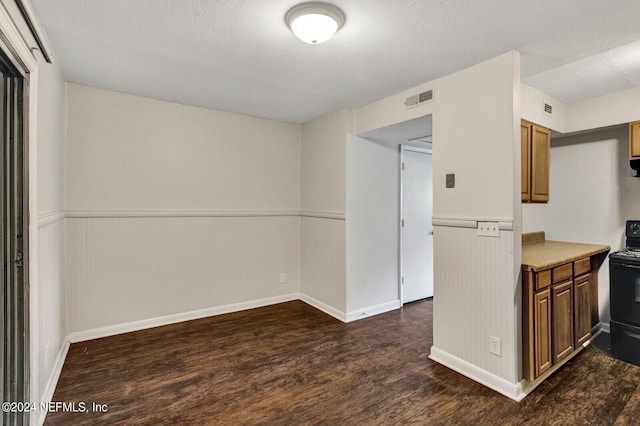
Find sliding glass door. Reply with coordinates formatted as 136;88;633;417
0;47;28;426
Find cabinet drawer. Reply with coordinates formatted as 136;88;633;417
552;263;573;284
574;257;590;276
536;269;551;290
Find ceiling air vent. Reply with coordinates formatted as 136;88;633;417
543;100;553;116
405;89;434;109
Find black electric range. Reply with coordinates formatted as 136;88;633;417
609;220;640;266
603;220;640;366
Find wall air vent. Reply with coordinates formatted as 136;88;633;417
543;101;553;116
405;89;434;109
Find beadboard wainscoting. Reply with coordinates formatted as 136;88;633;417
65;211;302;336
37;212;68;425
300;215;347;321
430;220;522;400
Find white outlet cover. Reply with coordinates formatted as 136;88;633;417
477;221;500;237
490;336;502;357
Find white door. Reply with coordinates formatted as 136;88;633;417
401;148;433;303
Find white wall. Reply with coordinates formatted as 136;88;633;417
300;109;348;214
430;53;521;392
520;84;566;133
354;52;523;398
345;135;399;319
35;51;67;413
65;84;302;335
355;53;519;221
0;5;67;426
299;109;349;316
67;215;300;334
65;84;301;211
565;86;640;133
0;2;67;420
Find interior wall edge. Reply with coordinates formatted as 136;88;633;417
38;209;65;228
37;337;70;426
298;293;347;322
299;210;346;220
429;346;525;402
345;300;400;323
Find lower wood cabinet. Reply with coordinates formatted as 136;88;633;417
574;274;591;346
523;257;592;380
533;288;552;378
552;280;574;363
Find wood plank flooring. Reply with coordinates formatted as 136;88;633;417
45;299;640;425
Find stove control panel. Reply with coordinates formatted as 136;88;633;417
627;220;640;250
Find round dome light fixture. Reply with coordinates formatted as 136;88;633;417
286;2;345;44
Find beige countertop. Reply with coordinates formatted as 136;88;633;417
522;233;610;272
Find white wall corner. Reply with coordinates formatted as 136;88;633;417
299;293;347;323
594;321;610;334
345;300;400;323
429;346;525;401
520;83;566;133
37;338;71;425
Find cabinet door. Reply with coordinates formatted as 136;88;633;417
574;274;591;346
531;124;550;202
521;120;532;202
630;121;640;159
534;288;552;377
552;280;574;363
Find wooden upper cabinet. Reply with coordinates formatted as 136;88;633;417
521;120;550;203
630;121;640;159
530;124;550;202
521;121;532;201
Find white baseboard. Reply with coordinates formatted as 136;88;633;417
37;338;71;426
595;321;610;334
345;300;400;322
67;293;300;343
299;294;347;322
429;346;525;402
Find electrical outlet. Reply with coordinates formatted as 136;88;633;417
477;221;500;237
279;273;287;284
489;336;502;357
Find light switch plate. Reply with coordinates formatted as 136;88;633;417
446;173;455;188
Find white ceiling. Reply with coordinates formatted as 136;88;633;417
31;0;640;124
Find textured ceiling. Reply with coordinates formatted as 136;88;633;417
31;0;640;124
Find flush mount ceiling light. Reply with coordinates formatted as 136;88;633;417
286;2;345;44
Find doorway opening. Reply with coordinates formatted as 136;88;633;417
400;145;433;305
0;45;29;425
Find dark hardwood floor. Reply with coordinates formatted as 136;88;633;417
46;299;640;425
